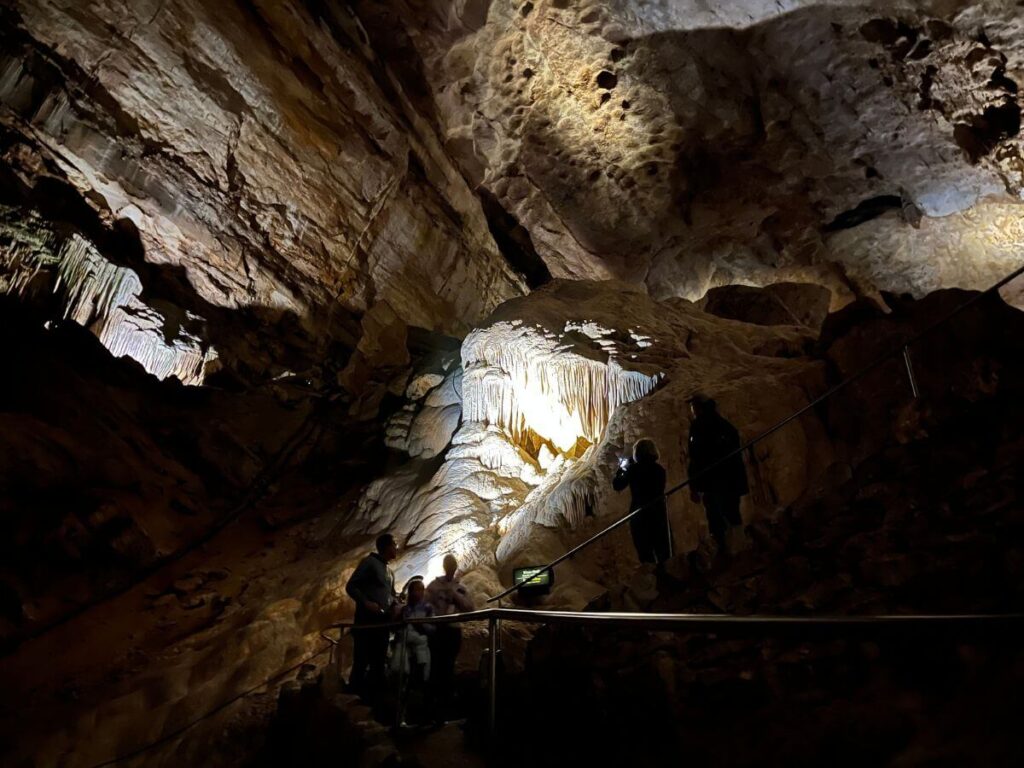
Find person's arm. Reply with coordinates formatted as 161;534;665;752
421;604;435;635
725;422;750;494
656;463;667;495
612;461;630;491
425;579;441;611
687;427;704;499
345;558;370;606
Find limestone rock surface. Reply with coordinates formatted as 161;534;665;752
0;0;525;381
698;282;833;330
358;0;1024;305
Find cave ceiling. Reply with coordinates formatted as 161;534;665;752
1;0;1023;385
357;0;1024;305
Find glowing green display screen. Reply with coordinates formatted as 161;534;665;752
513;567;552;587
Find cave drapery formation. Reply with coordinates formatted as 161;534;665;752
2;1;1024;766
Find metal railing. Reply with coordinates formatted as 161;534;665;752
330;608;1024;738
487;264;1024;604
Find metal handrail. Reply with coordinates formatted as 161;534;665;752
487;263;1024;603
331;608;1024;737
330;607;1024;632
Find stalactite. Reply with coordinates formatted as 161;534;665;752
462;321;661;454
55;235;142;326
49;235;212;384
355;310;665;583
2;243;53;298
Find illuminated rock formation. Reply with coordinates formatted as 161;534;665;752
356;280;831;605
57;235;215;383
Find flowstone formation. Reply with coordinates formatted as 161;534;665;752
354;280;833;604
357;0;1024;305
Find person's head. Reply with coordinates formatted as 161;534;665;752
407;579;425;605
375;533;398;562
633;438;660;464
688;393;717;419
443;554;458;578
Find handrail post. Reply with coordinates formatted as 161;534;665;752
902;345;920;398
488;615;499;738
395;623;408;728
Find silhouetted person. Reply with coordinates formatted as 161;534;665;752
345;533;399;698
426;554;475;720
613;438;672;564
687;394;749;554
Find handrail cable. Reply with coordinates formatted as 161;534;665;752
487;263;1024;603
329;608;1024;633
86;608;1024;767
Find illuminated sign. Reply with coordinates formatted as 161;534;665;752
513;566;553;594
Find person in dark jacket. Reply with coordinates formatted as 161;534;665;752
345;533;399;696
613;438;672;564
687;394;749;554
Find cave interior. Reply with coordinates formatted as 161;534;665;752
2;1;1024;766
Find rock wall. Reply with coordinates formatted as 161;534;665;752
494;287;1024;768
0;0;525;382
358;0;1024;305
0;296;388;767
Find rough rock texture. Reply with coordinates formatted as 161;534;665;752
698;281;833;330
357;0;1024;305
3;2;1024;766
0;0;525;382
2;278;1021;767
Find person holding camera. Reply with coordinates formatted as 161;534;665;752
613;438;672;564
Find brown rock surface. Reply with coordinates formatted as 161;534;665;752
0;297;385;766
1;0;525;381
2;2;1024;766
356;0;1024;304
698;282;833;330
